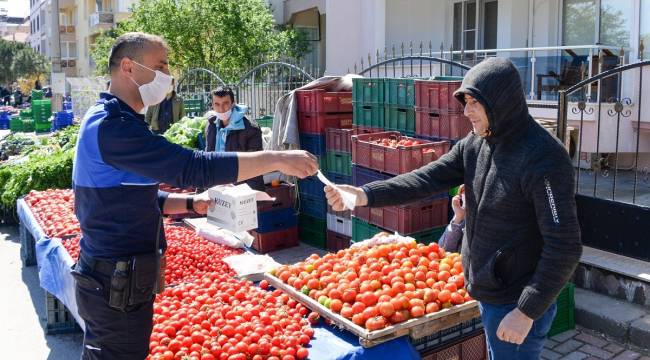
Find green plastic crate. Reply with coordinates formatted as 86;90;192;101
548;283;575;337
384;78;415;106
183;99;203;113
35;122;51;133
256;115;273;128
326;151;352;176
353;104;385;129
317;156;328;173
299;214;327;249
20;109;32;119
385;105;415;136
353;78;385;105
31;89;43;100
22;120;34;132
10;116;23;132
351;217;446;244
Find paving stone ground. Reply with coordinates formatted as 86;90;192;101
543;326;650;360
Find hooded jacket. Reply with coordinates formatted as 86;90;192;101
362;58;582;320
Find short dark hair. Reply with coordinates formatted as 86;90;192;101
108;32;168;73
211;86;235;103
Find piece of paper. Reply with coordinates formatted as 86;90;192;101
316;170;357;210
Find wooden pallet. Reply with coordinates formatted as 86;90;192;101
264;273;480;348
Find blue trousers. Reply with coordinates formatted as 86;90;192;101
479;301;557;360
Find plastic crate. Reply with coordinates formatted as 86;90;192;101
326;151;352;176
10;115;23;132
298;192;327;219
19;222;36;267
384;78;415;106
420;330;487;360
352;78;385;104
414;77;464;113
299;133;326;156
255;115;274;128
351;131;451;175
46;292;81;334
354;196;449;234
328;204;351;219
353;104;385;129
326;172;352;186
31;89;43;100
548;283;576;337
298;112;353;134
35;122;51;133
299;214;327;249
318;155;328;173
326;127;358;153
257;207;298;233
412;317;484;353
415;109;473;141
385;105;416;136
22;120;34;132
352;165;393;186
326;230;351;252
353;125;385;135
258;182;295;213
296;89;353;113
297;176;325;198
327;212;352;237
351;216;446;244
250;226;299;253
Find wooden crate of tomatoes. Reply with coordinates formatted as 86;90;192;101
264;237;479;347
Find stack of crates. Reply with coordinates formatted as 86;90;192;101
414;76;472;142
350;130;452;244
19;108;34;132
0;111;10;129
52;111;74;131
352;78;417;136
295;89;353;249
10;114;22;132
183;98;204;117
45;292;81;334
31;89;43;101
32;99;52;133
249;182;299;253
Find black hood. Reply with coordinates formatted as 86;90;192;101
453;57;532;142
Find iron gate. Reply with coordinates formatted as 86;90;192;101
175;68;227;116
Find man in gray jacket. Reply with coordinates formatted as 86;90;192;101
326;57;582;359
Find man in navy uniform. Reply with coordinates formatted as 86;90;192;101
72;32;317;359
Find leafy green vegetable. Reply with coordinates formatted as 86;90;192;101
163;116;207;149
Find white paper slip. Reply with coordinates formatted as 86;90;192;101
316;170;357;210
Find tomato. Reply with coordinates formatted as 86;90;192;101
296;347;309;360
365;316;388;331
307;312;320;324
378;302;395;318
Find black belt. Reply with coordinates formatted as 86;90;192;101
79;254;121;277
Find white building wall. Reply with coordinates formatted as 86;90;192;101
385;0;447;52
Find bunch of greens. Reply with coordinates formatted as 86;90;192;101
163;116;206;149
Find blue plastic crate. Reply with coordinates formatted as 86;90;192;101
298;192;327;219
326;172;352;185
299;133;326;156
297;176;325;198
257;207;298;233
352;165;393;186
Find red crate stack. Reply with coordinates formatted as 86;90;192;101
414;78;472;141
354;196;449;235
251;182;298;253
296;89;353;135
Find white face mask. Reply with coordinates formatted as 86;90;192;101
217;109;232;121
130;60;173;108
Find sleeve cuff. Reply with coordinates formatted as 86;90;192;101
361;185;375;207
157;190;170;212
517;286;548;321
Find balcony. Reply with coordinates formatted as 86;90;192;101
89;12;114;32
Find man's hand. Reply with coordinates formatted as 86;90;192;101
273;150;318;179
324;185;368;211
192;191;212;215
496;308;534;345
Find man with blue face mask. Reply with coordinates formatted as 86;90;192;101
204;86;265;191
71;32;318;359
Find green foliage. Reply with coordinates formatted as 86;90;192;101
90;0;309;80
0;39;50;85
163;116;207;149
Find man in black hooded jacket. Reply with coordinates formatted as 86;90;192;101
325;57;582;359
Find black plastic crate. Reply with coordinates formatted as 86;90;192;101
46;292;81;334
20;222;37;267
412;317;484;353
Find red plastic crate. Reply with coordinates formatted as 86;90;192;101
351;131;451;175
250;226;299;253
353;125;384;135
258;182;295;213
354;197;448;234
415;79;464;113
326;230;351;252
296;89;353;113
415;109;473;141
421;331;487;360
326;127;358;153
298;112;353;134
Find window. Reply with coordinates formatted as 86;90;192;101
452;0;498;51
62;42;78;59
296;27;321;75
36;15;39;31
563;0;633;48
600;0;633;48
563;0;596;46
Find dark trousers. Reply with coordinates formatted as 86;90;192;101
74;255;154;360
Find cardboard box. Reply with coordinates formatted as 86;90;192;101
207;184;274;232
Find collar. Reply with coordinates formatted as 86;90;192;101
218;105;246;131
99;92;145;120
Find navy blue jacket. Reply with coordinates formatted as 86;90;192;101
73;93;239;259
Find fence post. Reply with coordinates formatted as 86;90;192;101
557;90;568;143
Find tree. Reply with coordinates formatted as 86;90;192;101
90;0;309;82
0;39;50;86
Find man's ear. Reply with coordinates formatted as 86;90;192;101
120;57;133;76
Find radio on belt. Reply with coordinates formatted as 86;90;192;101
207;184;275;232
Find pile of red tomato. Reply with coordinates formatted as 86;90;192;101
271;241;471;331
61;235;80;261
25;189;80;238
368;137;436;154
